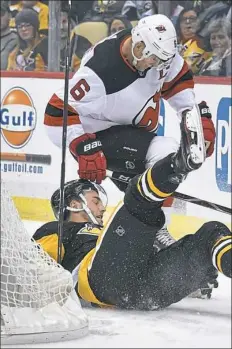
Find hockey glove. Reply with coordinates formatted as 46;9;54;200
69;133;107;184
198;101;216;157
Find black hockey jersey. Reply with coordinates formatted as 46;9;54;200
33;220;100;273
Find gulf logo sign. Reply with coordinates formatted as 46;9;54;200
0;87;36;148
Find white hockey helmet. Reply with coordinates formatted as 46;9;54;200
131;14;177;70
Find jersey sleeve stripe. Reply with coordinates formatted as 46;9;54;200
162;61;194;96
44;93;81;127
45;103;78;118
44;113;81;127
48;93;78;114
162;79;194;100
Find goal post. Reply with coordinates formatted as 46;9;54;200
1;180;88;345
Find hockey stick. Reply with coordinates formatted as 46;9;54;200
57;0;72;264
171;192;231;215
1;152;51;165
106;170;231;215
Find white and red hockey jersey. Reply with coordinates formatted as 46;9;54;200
44;29;195;148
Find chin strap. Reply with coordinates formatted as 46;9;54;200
66;193;100;226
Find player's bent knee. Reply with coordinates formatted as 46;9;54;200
202;221;230;235
124;175;165;230
146;136;180;168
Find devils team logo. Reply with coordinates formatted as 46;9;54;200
0;87;37;148
132;90;161;132
155;25;166;33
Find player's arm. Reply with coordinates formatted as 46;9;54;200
44;66;107;183
162;53;216;158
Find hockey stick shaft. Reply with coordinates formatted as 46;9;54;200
106;170;231;215
1;152;51;164
57;1;72;264
172;192;231;215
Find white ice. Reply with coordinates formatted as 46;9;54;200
6;220;231;349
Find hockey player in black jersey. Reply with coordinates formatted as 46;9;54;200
34;116;231;310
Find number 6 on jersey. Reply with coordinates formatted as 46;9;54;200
70;79;90;101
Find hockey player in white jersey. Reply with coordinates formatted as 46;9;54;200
44;14;216;266
44;14;215;187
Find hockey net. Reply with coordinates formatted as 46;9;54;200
1;180;88;345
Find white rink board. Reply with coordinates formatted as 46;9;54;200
0;75;231;226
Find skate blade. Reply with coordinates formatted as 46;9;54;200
185;104;206;166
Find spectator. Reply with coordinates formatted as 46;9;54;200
1;2;17;70
176;7;211;74
59;8;92;72
121;0;158;21
196;0;231;46
107;14;132;35
7;8;48;71
83;0;126;23
169;1;201;25
176;7;199;44
200;17;231;76
9;0;49;35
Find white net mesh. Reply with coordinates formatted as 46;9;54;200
1;180;88;345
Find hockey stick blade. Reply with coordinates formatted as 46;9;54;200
106;170;231;215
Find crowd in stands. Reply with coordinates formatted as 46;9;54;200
1;0;231;76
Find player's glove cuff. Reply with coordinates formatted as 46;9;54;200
69;133;103;158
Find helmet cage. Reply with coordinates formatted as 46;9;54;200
51;180;107;227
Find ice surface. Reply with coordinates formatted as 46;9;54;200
4;220;231;349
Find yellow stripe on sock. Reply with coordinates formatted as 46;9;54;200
137;175;145;198
213;235;232;250
216;244;232;273
146;168;172;198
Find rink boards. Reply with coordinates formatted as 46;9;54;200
1;73;231;237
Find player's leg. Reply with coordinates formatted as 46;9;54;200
96;125;179;191
86;142;183;307
87;203;165;308
132;221;231;310
97;125;179;241
97;125;154;175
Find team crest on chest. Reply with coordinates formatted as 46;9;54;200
132;90;161;132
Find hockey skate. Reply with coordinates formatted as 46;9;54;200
170;104;206;183
153;226;176;253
